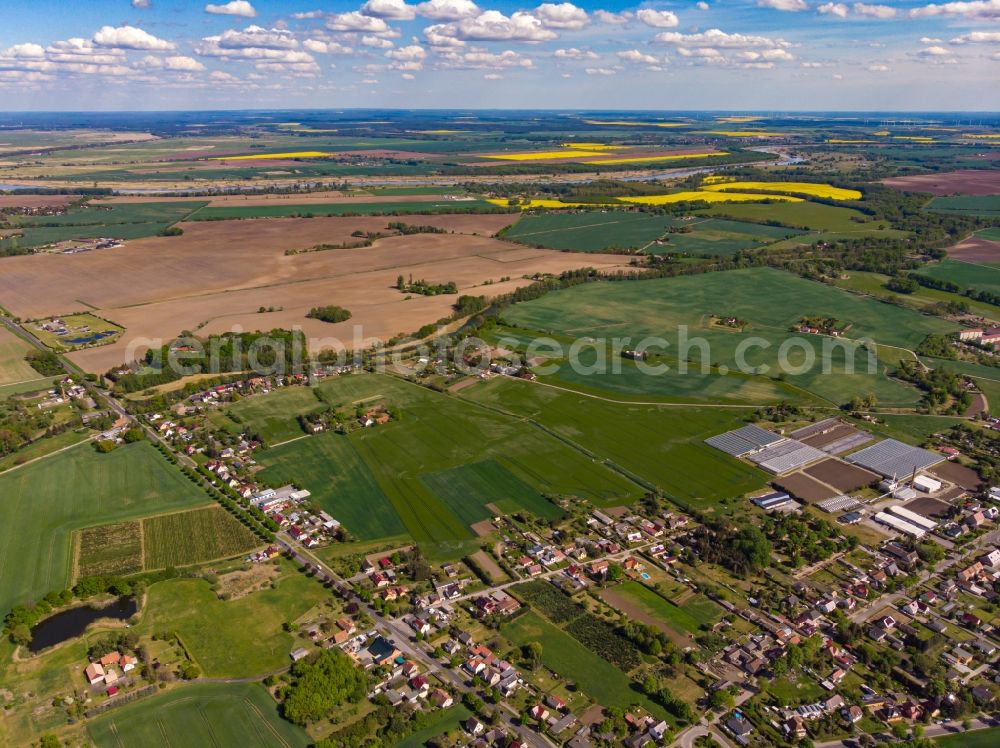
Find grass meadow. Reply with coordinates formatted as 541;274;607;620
87;682;309;748
0;443;209;614
928;195;1000;217
917;259;1000;296
614;582;721;634
501;267;953;406
0;325;38;386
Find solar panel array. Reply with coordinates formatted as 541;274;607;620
705;424;783;457
822;431;873;455
845;438;943;479
818;495;862;513
748;439;828;475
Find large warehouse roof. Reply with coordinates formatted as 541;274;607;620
748;439;828;475
705;424;784;457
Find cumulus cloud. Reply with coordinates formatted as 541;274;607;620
303;39;354;54
204;1;257;18
867;63;889;71
361;0;416;20
164;55;206;71
132;0;151;7
758;0;808;10
415;0;480;20
436;47;533;68
326;12;391;33
363;35;396;48
484;72;502;79
637;9;680;28
910;0;1000;20
655;28;792;50
194;31;317;65
617;49;661;65
951;31;1000;43
818;2;849;16
553;47;598;59
697;2;710;9
2;43;45;59
533;3;589;30
93;25;175;51
853;3;896;18
217;26;297;50
593;9;632;24
424;10;558;44
585;66;616;75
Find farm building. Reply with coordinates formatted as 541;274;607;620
846;439;943;479
705;424;784;457
886;505;937;531
747;439;826;475
874;511;926;539
912;475;942;494
751;492;794;510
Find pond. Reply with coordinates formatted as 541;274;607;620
29;597;137;653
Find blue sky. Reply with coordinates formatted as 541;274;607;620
0;0;998;110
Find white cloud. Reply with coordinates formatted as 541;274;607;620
533;3;589;30
585;66;616;75
867;63;889;71
303;39;354;54
951;31;1000;43
593;9;632;24
553;47;598;59
921;36;944;43
195;34;316;64
361;0;416;20
758;0;808;10
386;44;426;60
132;0;151;7
697;2;709;9
326;12;391;33
416;0;480;20
484;72;502;79
164;55;206;71
853;3;896;19
210;69;239;82
637;9;680;28
401;72;415;78
2;43;45;59
617;49;661;65
204;1;257;18
918;45;952;55
363;35;396;48
436;48;533;68
424;10;558;43
292;10;324;19
93;25;175;51
217;26;297;50
655;28;792;50
818;2;849;17
910;0;1000;20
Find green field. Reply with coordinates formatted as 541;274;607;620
76;521;143;578
977;227;1000;242
936;727;1000;747
394;705;472;748
461;377;768;509
503;211;798;255
0;326;38;385
420;459;564;525
701;200;885;233
133;564;326;677
256;431;405;541
928;195;1000;217
28;313;123;351
0;442;210;614
142;505;261;569
614;582;721;634
501;267;953;406
250;374;640;555
225;386;326;445
917;259;1000;296
87;682;309;748
188;199;494;220
833;269;1000;321
503;611;666;718
3;201;205;249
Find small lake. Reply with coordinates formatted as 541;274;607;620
29;597;137;653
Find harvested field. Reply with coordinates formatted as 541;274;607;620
469;549;507;582
882;169;1000;196
773;472;839;503
947;235;1000;263
0;217;631;373
803;459;879;492
902;497;953;519
929;459;982;491
0;194;75;209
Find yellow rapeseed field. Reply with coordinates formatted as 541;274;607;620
484;198;613;209
826;139;877;144
962;134;1000;140
892;136;934;143
560;142;627;150
582;152;727;165
620;192;803;205
209;151;335;161
701;181;862;201
716;116;763;123
482;150;609;161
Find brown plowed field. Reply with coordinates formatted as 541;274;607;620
882;169;1000;196
947;236;1000;263
0;214;628;373
929;459;982;491
773;473;839;503
0;194;76;209
803;458;879;492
